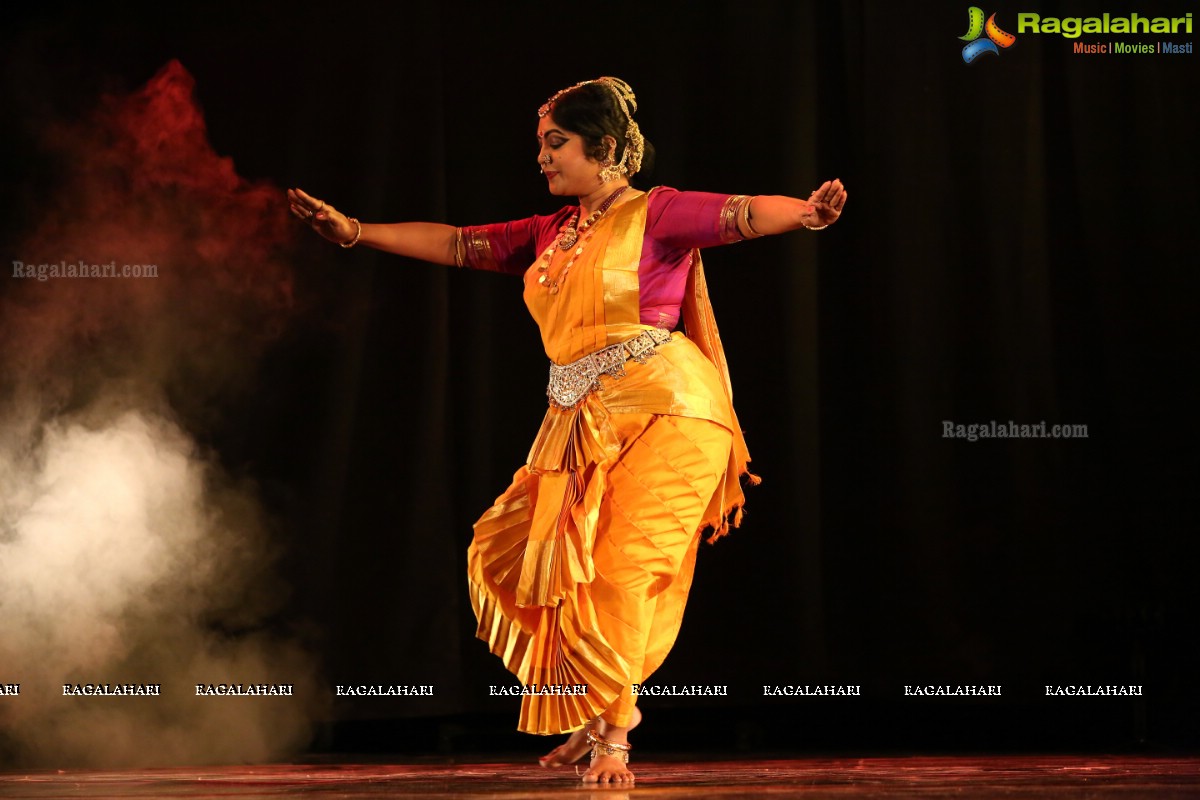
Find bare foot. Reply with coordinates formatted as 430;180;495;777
538;718;596;767
581;706;641;784
582;752;634;784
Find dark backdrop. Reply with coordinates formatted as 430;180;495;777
2;0;1196;752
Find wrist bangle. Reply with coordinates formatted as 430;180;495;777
340;218;362;248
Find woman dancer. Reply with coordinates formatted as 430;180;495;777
290;76;846;783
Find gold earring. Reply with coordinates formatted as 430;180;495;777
598;152;621;183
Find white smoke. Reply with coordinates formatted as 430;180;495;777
0;404;323;768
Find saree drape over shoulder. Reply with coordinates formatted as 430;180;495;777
463;188;758;734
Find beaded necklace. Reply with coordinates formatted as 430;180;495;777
537;186;629;295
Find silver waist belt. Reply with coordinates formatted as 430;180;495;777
546;328;673;409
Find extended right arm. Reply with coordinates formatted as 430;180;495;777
288;187;456;266
356;221;457;266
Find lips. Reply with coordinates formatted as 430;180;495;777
544;171;559;179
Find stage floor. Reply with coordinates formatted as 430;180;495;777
2;755;1198;799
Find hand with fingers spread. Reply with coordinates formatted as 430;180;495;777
287;187;360;246
734;178;849;237
800;178;848;230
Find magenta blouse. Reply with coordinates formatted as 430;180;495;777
458;187;752;329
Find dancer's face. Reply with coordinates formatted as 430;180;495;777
536;115;606;197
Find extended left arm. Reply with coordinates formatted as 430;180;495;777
739;179;847;237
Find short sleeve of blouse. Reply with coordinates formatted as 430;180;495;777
457;207;574;275
645;187;753;250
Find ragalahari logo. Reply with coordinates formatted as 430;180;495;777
960;7;1017;63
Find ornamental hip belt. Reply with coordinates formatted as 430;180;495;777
546;328;673;410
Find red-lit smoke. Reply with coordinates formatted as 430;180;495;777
3;58;293;413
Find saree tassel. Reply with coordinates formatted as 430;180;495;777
732;505;746;528
705;516;731;545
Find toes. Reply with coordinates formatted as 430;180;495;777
581;768;634;783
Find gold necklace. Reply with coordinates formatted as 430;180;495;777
537;187;628;295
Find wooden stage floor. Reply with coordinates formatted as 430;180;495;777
2;755;1199;799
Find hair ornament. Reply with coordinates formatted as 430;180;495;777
539;77;644;179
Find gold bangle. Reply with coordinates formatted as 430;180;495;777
339;218;362;248
740;196;764;239
453;227;465;267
